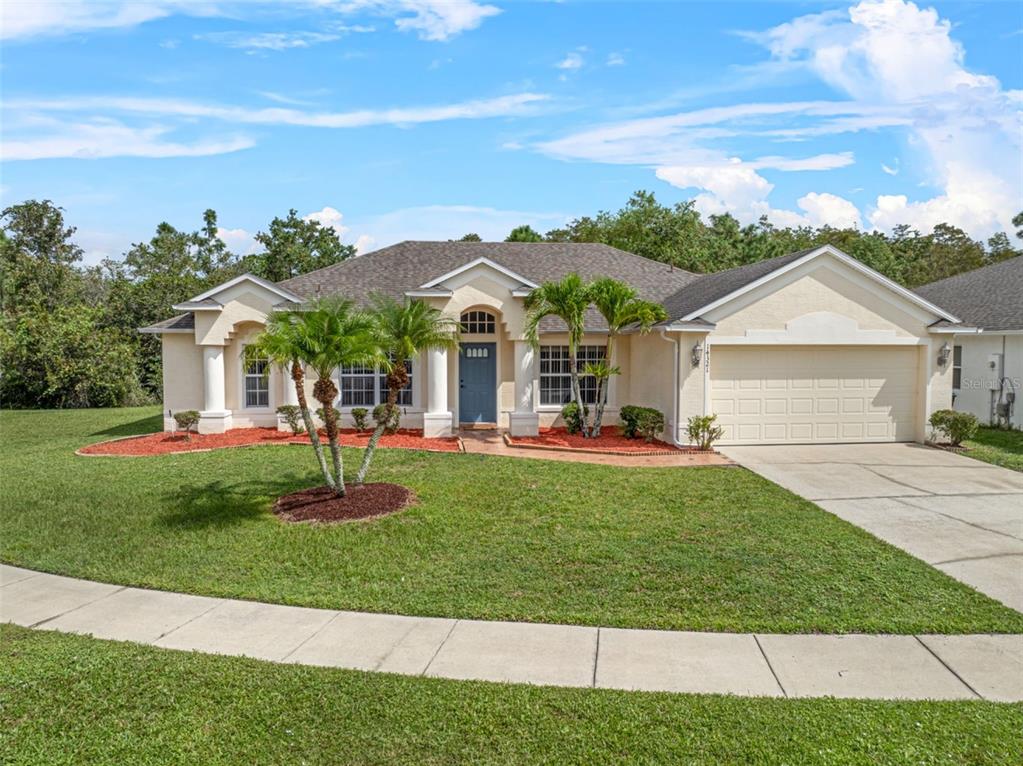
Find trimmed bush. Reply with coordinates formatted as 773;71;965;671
350;407;370;432
620;405;665;442
929;408;978;447
275;405;304;435
172;410;200;441
686;414;724;451
561;401;588;435
373;403;400;435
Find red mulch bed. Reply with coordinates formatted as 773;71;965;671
273;483;415;523
79;427;461;456
507;426;697;455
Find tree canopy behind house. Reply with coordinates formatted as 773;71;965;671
2;194;1020;409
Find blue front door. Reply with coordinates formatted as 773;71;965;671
459;342;497;423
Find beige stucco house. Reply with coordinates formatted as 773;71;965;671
917;256;1021;430
141;241;968;445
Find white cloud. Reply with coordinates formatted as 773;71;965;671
796;192;863;229
0;1;218;41
196;30;344;52
216;227;260;255
303;206;350;236
11;92;551;130
0;118;254;161
606;52;626;67
881;159;899;175
332;1;500;42
556;52;584;71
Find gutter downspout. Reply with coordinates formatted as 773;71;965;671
658;329;683;447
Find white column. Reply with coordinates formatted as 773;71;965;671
282;367;300;406
423;346;453;437
509;340;540;436
199;345;231;434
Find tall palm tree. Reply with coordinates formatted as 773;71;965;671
249;299;381;497
354;295;459;484
586;278;667;436
523;273;592;436
243;308;334;490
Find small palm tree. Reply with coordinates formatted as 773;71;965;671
524;273;592;436
354;295;459;484
243;308;333;490
249;299;381;497
586;278;667;436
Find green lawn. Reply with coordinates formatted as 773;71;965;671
965;426;1023;472
2;407;1022;633
2;626;1020;766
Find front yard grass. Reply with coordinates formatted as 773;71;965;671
2;407;1022;634
2;625;1020;766
964;426;1023;472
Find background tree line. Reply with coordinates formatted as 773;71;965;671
3;193;1021;409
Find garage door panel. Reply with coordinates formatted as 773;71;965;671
709;346;918;445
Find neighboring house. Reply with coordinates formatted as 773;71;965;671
916;256;1022;430
141;242;966;445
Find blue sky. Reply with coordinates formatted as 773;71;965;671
2;0;1021;265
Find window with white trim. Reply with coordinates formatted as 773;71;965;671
244;357;270;408
460;310;496;334
339;357;413;407
952;345;962;390
539;345;605;406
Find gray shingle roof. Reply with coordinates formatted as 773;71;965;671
661;249;818;321
278;241;701;332
139;313;195;333
915;256;1023;332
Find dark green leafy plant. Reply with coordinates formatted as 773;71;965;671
929;408;979;447
275;405;304;435
620;405;664;442
561;401;588;435
372;403;400;435
350;407;369;432
172;410;200;441
686;414;724;451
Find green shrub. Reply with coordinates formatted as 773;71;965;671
929;408;979;447
275;405;304;435
373;403;400;434
350;407;370;432
172;410;200;441
686;414;724;451
620;405;665;442
561;401;588;435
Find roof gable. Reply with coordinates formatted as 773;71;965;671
186;273;303;306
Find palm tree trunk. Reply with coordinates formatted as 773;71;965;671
292;362;334;489
592;339;613;437
568;348;590;438
355;380;399;485
313;377;345;497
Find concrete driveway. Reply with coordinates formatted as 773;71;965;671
720;443;1023;612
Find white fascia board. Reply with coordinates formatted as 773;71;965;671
419;257;539;289
171;300;223;311
138;327;192;334
405;289;453;298
187;273;304;304
511;287;533;297
929;325;982;334
681;245;960;324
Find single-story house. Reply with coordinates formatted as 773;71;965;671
916;256;1021;430
141;241;968;445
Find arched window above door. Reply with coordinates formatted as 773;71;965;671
460;310;496;334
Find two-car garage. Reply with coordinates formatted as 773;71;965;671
708;346;919;445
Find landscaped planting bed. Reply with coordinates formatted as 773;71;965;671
4;407;1023;634
506;426;690;455
4;625;1021;766
78;426;461;456
273;483;416;523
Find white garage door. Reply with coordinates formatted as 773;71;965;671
709;346;918;444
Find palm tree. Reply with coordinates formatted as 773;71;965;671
243;308;334;490
586;278;667;436
249;299;381;497
524;273;592;436
354;295;459;484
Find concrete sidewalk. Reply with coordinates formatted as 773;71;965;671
3;564;1021;702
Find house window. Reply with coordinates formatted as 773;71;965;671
460;310;496;334
539;345;606;405
952;345;962;390
244;357;270;408
340;357;413;407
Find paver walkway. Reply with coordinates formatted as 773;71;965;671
459;430;733;467
3;564;1020;702
721;444;1023;612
